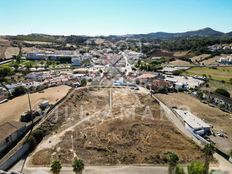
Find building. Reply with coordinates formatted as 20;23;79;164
71;57;81;67
0;121;26;154
26;52;47;60
174;109;211;136
151;79;172;92
165;75;204;90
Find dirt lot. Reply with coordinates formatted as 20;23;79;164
168;60;193;66
0;38;11;59
155;93;232;153
190;54;210;63
29;88;203;166
0;85;71;123
4;47;19;59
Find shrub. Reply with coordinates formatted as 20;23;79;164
215;88;230;98
51;160;62;174
72;158;85;174
187;161;204;174
12;86;27;97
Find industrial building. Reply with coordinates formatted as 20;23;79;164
174;109;211;136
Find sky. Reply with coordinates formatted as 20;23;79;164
0;0;232;36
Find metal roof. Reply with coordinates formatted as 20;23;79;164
174;109;210;130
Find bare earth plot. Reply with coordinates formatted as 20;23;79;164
28;88;203;167
155;93;232;153
168;60;193;66
4;47;19;59
0;85;71;123
190;54;210;64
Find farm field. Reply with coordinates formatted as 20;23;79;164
0;85;71;123
201;80;232;96
184;67;232;82
155;93;232;153
28;88;203;166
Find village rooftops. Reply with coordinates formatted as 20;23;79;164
174;109;210;130
0;121;26;141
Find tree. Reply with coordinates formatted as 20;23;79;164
24;62;33;71
215;88;230;98
175;165;185;174
16;46;22;63
0;66;14;92
203;144;215;174
12;86;26;97
80;78;87;86
50;160;62;174
12;62;20;72
72;158;84;174
165;152;180;174
188;161;205;174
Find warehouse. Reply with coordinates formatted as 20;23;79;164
174;109;211;136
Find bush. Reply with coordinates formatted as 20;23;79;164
12;86;26;97
32;129;46;144
176;165;185;174
26;136;37;150
80;78;87;86
187;161;204;174
215;88;230;98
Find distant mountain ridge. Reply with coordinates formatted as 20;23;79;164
5;28;232;42
119;28;230;40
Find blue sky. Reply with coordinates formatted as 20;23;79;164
0;0;232;36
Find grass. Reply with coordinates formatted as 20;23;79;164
201;80;232;95
184;67;232;82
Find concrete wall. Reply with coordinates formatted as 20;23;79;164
0;127;27;155
0;143;30;171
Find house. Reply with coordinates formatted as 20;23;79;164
26;52;47;60
0;121;27;154
71;57;81;67
151;79;172;92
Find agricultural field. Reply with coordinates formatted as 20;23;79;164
184;67;232;82
0;85;71;123
28;88;203;166
201;80;232;96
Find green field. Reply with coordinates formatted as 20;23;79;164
201;80;232;96
184;67;232;82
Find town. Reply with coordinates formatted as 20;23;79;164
1;1;232;174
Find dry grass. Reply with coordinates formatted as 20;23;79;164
0;85;71;123
4;47;19;59
155;93;232;152
30;88;203;166
168;60;192;66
